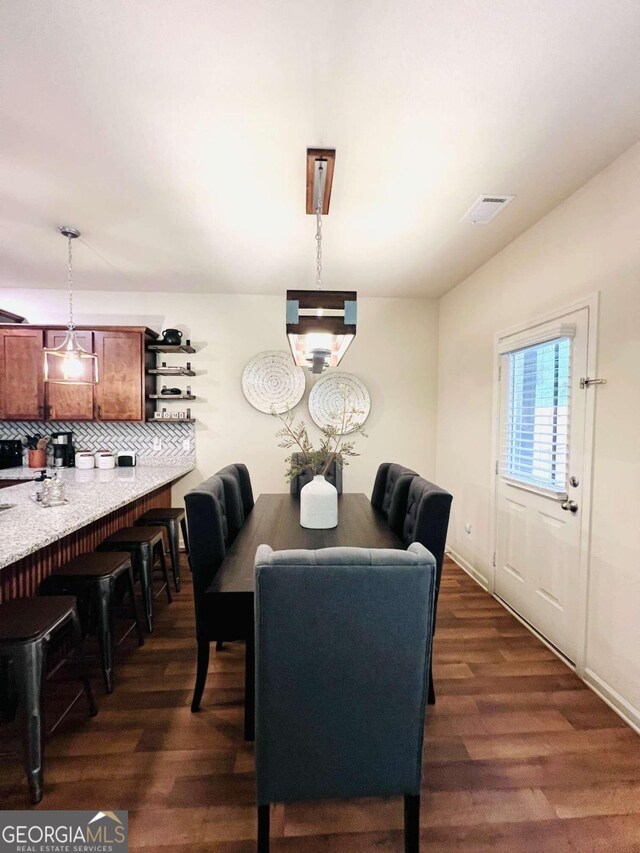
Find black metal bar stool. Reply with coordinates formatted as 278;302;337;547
40;552;145;694
97;527;172;633
135;507;189;592
0;595;98;804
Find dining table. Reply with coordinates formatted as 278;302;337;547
205;492;403;739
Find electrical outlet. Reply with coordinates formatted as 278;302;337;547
182;439;191;453
153;436;162;451
464;523;472;535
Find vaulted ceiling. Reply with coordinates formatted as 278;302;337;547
1;0;639;296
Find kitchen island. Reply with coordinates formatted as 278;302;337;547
0;463;193;601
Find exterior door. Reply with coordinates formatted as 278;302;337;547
94;331;143;421
44;330;95;420
0;328;45;420
495;306;589;662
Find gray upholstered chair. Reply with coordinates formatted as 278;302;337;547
371;462;418;533
184;473;243;711
400;476;453;705
289;453;343;495
217;463;255;518
254;543;437;853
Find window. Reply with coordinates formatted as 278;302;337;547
502;337;571;491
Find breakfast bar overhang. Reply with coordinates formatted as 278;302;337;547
0;464;193;602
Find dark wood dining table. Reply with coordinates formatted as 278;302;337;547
205;493;403;739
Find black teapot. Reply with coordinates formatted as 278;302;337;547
161;328;183;345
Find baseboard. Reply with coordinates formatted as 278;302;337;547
446;548;489;591
583;668;640;735
446;549;640;735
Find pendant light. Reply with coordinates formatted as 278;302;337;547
286;149;357;374
43;227;98;385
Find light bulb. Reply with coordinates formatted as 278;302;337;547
62;352;84;381
304;333;333;356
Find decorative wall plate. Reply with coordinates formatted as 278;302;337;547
241;351;306;414
308;372;371;434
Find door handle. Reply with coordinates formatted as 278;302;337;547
561;500;579;513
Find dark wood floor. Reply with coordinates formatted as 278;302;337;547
1;556;640;851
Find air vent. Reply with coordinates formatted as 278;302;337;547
460;194;515;225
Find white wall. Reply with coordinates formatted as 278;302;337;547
0;289;439;508
436;141;640;725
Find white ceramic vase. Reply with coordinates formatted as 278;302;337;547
300;475;338;529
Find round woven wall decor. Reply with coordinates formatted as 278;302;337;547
308;372;371;434
241;351;306;414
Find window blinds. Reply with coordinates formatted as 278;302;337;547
502;337;571;491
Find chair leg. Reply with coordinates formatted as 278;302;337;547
125;563;145;647
156;542;173;604
71;609;98;718
138;548;154;633
13;640;47;804
95;578;115;694
180;517;190;556
404;794;420;853
191;639;210;712
168;521;181;592
257;804;270;853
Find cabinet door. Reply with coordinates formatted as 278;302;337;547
94;331;144;421
44;330;94;420
0;328;45;420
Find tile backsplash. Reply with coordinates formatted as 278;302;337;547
0;420;196;465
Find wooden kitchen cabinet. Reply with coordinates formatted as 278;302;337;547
44;329;94;420
0;327;45;420
0;325;158;422
94;330;147;421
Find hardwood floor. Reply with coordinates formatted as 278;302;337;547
1;555;639;851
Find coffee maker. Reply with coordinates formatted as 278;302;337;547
51;431;75;468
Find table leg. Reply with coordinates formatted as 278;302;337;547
244;631;255;742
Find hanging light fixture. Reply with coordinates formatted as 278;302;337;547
43;227;98;385
286;149;357;374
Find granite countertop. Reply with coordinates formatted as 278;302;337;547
0;463;194;570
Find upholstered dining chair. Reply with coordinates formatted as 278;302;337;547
184;472;244;711
254;543;437;853
289;453;343;494
371;462;418;532
217;463;255;518
398;476;453;705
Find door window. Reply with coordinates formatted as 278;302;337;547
502;337;571;491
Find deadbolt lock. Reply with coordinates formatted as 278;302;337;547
569;476;579;488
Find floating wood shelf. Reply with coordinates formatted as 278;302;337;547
147;344;196;354
147;394;196;400
148;368;196;377
147;418;196;423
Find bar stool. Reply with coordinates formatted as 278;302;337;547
97;527;172;633
135;507;189;592
40;552;145;694
0;596;98;804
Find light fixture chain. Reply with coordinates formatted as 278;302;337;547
67;234;75;330
315;198;322;290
